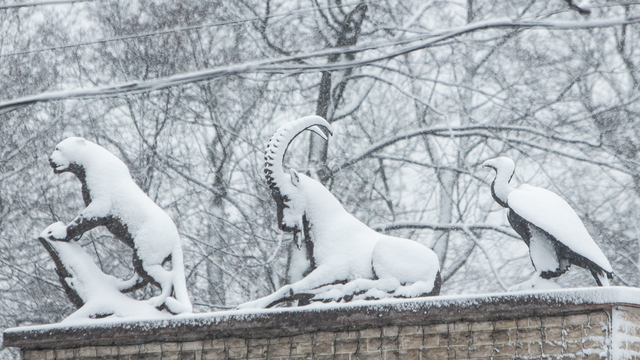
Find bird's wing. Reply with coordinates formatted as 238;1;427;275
508;184;612;272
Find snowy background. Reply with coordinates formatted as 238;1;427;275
1;0;640;358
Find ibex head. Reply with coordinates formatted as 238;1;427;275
264;116;332;248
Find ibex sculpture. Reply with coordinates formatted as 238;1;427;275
238;116;441;309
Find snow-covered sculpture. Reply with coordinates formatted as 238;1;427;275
46;137;192;314
238;116;441;309
39;222;171;322
483;156;613;289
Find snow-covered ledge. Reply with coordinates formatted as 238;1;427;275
5;287;640;360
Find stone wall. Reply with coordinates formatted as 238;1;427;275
7;287;640;360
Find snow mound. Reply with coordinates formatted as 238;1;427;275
39;222;172;323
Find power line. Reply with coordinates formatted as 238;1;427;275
1;15;639;115
0;0;90;10
0;0;379;57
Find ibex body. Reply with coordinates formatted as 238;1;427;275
239;116;441;309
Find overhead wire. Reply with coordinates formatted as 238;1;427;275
0;0;90;10
0;0;382;57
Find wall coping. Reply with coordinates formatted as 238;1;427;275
4;286;640;350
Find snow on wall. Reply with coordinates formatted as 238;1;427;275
612;306;640;360
5;286;640;335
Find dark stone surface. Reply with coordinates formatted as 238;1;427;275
4;287;640;350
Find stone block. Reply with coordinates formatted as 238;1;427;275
367;337;382;351
229;345;248;359
180;351;197;360
542;341;562;355
542;316;563;327
291;333;312;344
583;338;605;350
492;343;515;357
468;345;493;358
314;355;333;360
246;343;266;359
543;326;562;340
335;331;354;340
55;348;75;360
381;337;397;350
119;344;140;356
359;350;382;360
313;338;333;355
269;340;291;357
163;352;180;360
44;349;55;360
447;346;466;359
383;326;399;337
292;340;312;357
202;339;226;350
471;321;493;331
181;341;203;352
527;342;542;357
96;346;118;357
423;323;448;334
422;333;441;347
471;330;493;345
139;343;162;354
162;342;181;353
626;340;640;352
226;337;246;349
492;329;510;343
314;331;335;343
517;328;541;342
397;348;420;360
564;324;584;339
565;314;590;326
447;331;469;347
400;334;422;349
399;326;421;336
335;339;359;354
493;319;516;330
527;317;542;328
76;346;97;358
564;340;582;353
452;321;470;332
583;353;604;360
590;311;610;325
423;347;448;359
202;347;226;359
383;349;398;360
137;352;160;360
360;328;382;339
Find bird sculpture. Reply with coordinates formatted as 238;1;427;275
483;157;613;288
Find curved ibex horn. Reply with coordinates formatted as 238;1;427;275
264;115;333;191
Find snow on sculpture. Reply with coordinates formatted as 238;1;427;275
38;222;171;322
238;116;441;309
46;137;192;314
483;156;613;289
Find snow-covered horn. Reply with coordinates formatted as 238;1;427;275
264;115;333;191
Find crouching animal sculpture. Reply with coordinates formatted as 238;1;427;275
238;116;441;309
44;137;192;314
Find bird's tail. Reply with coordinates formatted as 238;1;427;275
593;269;613;287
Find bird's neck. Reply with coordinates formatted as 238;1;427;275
491;170;514;208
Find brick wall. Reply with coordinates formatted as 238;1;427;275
7;288;640;360
17;311;612;360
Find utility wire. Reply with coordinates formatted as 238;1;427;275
0;0;380;57
1;15;640;114
0;0;89;10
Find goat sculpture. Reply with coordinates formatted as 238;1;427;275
238;115;441;309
